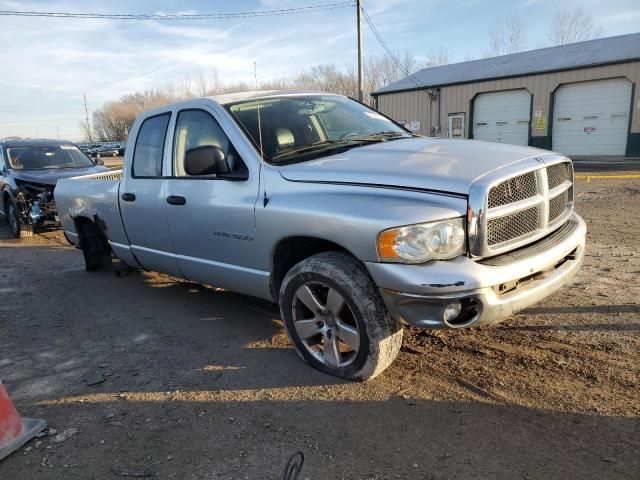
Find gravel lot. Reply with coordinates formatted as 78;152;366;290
0;175;638;479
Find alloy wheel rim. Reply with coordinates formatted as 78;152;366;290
291;281;360;368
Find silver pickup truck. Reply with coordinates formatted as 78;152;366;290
54;91;586;380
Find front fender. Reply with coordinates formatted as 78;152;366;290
256;172;467;269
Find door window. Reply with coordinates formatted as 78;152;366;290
132;113;171;177
173;109;245;177
448;113;465;139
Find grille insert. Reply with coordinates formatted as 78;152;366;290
487;172;537;209
549;190;569;223
487;206;539;246
547;163;569;190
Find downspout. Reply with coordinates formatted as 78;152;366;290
428;91;433;136
437;88;442;137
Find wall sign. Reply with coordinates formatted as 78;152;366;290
534;106;543;118
536;116;547;130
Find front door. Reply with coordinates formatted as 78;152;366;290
447;113;465;138
119;112;182;277
164;107;263;296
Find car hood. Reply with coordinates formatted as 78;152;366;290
279;137;550;195
11;165;110;186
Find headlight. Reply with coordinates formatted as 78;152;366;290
378;218;466;263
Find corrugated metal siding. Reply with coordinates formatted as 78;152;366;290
378;90;432;135
376;62;640;138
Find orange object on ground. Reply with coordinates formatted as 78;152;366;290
0;380;46;461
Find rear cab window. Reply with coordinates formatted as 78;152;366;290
132;113;171;177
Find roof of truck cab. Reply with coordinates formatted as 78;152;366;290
209;89;336;105
1;138;76;148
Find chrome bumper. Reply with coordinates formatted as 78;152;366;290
367;213;586;329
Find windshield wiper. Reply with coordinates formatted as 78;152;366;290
349;131;413;141
272;138;378;161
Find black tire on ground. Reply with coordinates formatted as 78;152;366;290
79;221;112;271
279;251;402;381
6;201;33;239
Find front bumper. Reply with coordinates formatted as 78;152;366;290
367;213;586;329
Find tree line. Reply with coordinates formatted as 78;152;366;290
81;51;448;142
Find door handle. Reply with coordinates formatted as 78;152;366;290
166;195;186;205
121;192;136;202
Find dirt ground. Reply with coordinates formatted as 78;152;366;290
0;175;638;480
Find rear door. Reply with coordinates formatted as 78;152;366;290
119;112;182;277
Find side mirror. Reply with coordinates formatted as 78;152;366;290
184;146;229;176
95;157;105;166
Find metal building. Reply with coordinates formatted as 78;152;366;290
372;33;640;156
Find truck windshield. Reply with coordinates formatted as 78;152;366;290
7;145;95;170
226;95;411;164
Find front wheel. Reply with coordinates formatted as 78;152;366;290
279;251;402;381
6;202;33;239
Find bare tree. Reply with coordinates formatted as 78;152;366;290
548;7;602;45
420;48;450;68
486;14;528;56
87;52;449;141
192;68;212;96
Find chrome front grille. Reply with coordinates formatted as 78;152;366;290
487;171;537;208
487;206;539;245
468;155;574;257
547;163;570;190
549;190;569;223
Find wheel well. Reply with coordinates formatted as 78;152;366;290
74;216;109;250
271;236;351;298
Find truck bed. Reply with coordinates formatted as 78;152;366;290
54;170;132;260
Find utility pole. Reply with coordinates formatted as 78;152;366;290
56;126;60;140
83;93;93;142
356;0;364;102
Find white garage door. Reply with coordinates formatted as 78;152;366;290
552;78;632;155
473;90;531;146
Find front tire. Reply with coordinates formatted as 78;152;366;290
6;201;33;239
279;251;402;381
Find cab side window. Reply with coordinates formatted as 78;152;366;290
132;113;171;177
173;109;246;177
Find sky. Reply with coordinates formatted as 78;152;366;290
0;0;638;140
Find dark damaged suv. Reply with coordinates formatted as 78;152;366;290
0;139;109;238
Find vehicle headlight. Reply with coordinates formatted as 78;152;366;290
377;218;466;263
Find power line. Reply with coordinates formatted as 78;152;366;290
361;7;424;89
0;2;355;20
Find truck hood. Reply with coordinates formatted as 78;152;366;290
11;165;110;186
279;137;549;195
